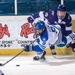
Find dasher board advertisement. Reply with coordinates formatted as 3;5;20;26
0;20;35;49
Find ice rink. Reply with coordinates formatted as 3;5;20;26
0;55;75;75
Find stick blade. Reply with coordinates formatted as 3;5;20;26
0;70;4;75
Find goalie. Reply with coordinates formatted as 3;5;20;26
24;20;75;61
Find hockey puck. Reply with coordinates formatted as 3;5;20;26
16;65;20;67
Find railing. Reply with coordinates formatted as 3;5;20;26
0;0;75;15
64;0;75;14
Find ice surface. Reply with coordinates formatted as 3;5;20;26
0;55;75;75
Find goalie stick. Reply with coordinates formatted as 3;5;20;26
0;39;37;66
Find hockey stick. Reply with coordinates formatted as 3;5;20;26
0;39;36;66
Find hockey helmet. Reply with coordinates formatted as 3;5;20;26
35;20;45;30
57;4;66;11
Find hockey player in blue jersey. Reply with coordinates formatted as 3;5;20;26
24;20;75;60
27;4;75;52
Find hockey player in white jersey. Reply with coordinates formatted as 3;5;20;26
24;20;75;60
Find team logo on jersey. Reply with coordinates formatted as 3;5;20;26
51;11;54;16
54;21;66;25
42;38;47;45
0;24;10;39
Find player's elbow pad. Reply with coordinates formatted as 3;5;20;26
27;16;34;23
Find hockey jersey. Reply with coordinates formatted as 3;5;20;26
27;9;72;36
33;24;66;51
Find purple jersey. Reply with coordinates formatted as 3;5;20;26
27;9;72;36
44;9;72;36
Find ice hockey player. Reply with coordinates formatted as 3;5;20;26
27;4;75;52
24;20;75;61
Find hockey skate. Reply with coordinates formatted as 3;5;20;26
51;49;57;58
66;42;71;48
33;51;46;61
51;49;56;55
72;48;75;52
66;43;75;52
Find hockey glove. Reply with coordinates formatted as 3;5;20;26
27;16;34;23
24;44;34;52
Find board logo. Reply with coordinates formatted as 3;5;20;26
20;23;35;38
0;23;10;39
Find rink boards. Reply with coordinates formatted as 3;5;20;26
0;46;74;56
0;15;75;55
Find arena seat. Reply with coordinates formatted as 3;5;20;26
17;2;31;14
0;2;14;14
47;1;60;9
0;0;75;15
64;0;75;14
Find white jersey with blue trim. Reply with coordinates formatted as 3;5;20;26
34;24;62;49
46;24;62;46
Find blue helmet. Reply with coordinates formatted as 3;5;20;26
35;20;45;30
57;4;66;11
